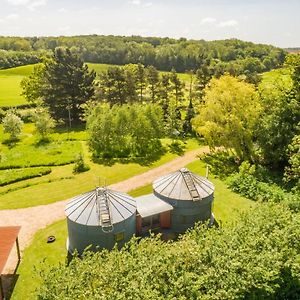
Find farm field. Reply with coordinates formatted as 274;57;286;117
0;63;191;107
10;159;254;300
0;122;202;209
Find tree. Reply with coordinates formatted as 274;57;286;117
32;108;55;140
169;68;184;106
22;47;96;125
146;65;159;102
87;103;164;159
99;66;127;105
135;63;147;102
183;99;195;135
194;66;211;103
284;133;300;186
193;75;260;161
2;111;23;140
257;55;300;169
159;74;172;124
21;63;45;105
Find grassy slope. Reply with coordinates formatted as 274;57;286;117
11;159;254;300
0;65;35;107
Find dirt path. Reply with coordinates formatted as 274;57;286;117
0;147;208;273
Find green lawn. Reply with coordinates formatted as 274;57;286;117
0;65;36;107
0;122;202;209
11;219;68;300
11;159;254;299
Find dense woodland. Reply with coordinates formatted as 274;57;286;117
0;35;285;77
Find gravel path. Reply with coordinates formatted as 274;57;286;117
0;147;208;273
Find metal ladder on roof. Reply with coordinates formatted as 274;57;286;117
96;188;113;233
181;169;201;201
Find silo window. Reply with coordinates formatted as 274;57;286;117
114;231;124;242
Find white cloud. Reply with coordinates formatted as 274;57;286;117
5;0;47;10
58;8;67;13
218;19;238;27
0;13;19;23
5;0;30;5
5;13;19;20
144;2;152;7
130;0;141;5
201;17;216;24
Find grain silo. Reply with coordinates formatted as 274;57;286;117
65;187;136;254
153;168;214;233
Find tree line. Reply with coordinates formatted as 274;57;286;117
20;47;300;188
0;35;285;76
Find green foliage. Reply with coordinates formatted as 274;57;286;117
0;167;51;186
193;75;260;161
257;56;300;168
227;161;300;206
2;110;23;140
87;103;164;159
284;134;300;188
32;108;55;139
73;153;90;174
0;36;285;74
21;48;96;124
0;49;40;69
201;151;239;179
20;63;45;104
37;203;300;299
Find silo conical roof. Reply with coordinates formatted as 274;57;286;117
153;168;214;201
65;188;136;226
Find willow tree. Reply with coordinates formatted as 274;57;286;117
193;75;260;161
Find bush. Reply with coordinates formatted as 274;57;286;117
0;167;51;186
2;111;23;140
227;161;300;204
37;203;300;299
73;153;90;174
32;108;55;140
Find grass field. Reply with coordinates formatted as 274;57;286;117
10;159;254;300
0;122;202;209
0;65;36;107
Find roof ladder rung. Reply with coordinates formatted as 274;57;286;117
96;188;113;227
181;170;202;201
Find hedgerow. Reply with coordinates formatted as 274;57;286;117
0;167;51;186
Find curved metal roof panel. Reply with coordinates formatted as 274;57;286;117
65;188;136;226
153;168;214;201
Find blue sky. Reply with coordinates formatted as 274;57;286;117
0;0;299;47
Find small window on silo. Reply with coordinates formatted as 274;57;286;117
114;231;125;242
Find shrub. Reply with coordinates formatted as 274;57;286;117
2;111;23;140
227;161;300;205
32;108;55;140
73;153;90;173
